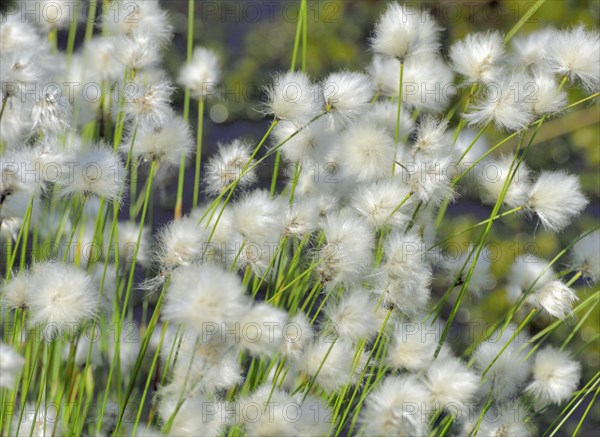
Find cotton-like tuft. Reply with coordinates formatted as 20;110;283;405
325;291;378;343
2;269;30;310
154;216;206;271
162;264;247;330
264;71;322;125
424;356;479;413
299;339;364;393
506;256;555;302
113;34;161;71
178;47;220;99
350;179;414;229
0;342;25;389
386;321;438;371
527;171;588;232
535;280;578;319
412;115;449;157
526;346;581;406
363;100;415;141
449;31;505;84
477;154;532;208
27;262;98;337
465;74;534;131
529;68;568;115
158;394;226;437
122;114;193;166
204;139;256;195
473;325;531;400
238;302;289;357
377;232;432;315
102;0;173;44
318;213;374;287
361;374;431;436
322;72;374;129
57;145;126;203
569;230;600;283
547;25;600;93
334;122;395;182
124;79;174;129
370;2;440;61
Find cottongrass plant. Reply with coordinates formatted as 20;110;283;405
0;1;599;436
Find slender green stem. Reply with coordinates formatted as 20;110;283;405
504;0;547;43
192;98;205;208
394;61;405;144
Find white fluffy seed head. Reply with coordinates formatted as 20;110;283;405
511;27;557;69
178;47;220;99
113;34;161;71
371;55;455;113
232;189;285;242
473;325;531;400
473;402;535;437
527;171;588;232
322;71;374;129
334;122;395;182
325;291;378;343
160;331;242;396
298;339;360;392
424;356;479;413
102;0;173;45
506;256;555;302
125;79;174;129
378;232;432;315
0;15;41;55
57;145;126;203
154;216;206;272
270;117;329;163
281;313;313;359
2;269;30;310
449;31;505;84
238;302;289;357
569;230;600;283
162;264;247;331
535;280;578;319
31;87;71;138
83;36;126;82
264;71;322;125
547;25;600;93
370;2;440;61
122;114;193;166
363;100;415;141
477;154;532;208
318;214;374;287
237;387;297;436
413;115;449;156
361;374;431;437
386;320;438;371
284;198;320;237
529;68;568;115
526;346;581;406
204;139;256;195
464;74;534;131
0;342;25;389
158;394;226;437
351;179;414;230
27;262;98;337
396;151;455;205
